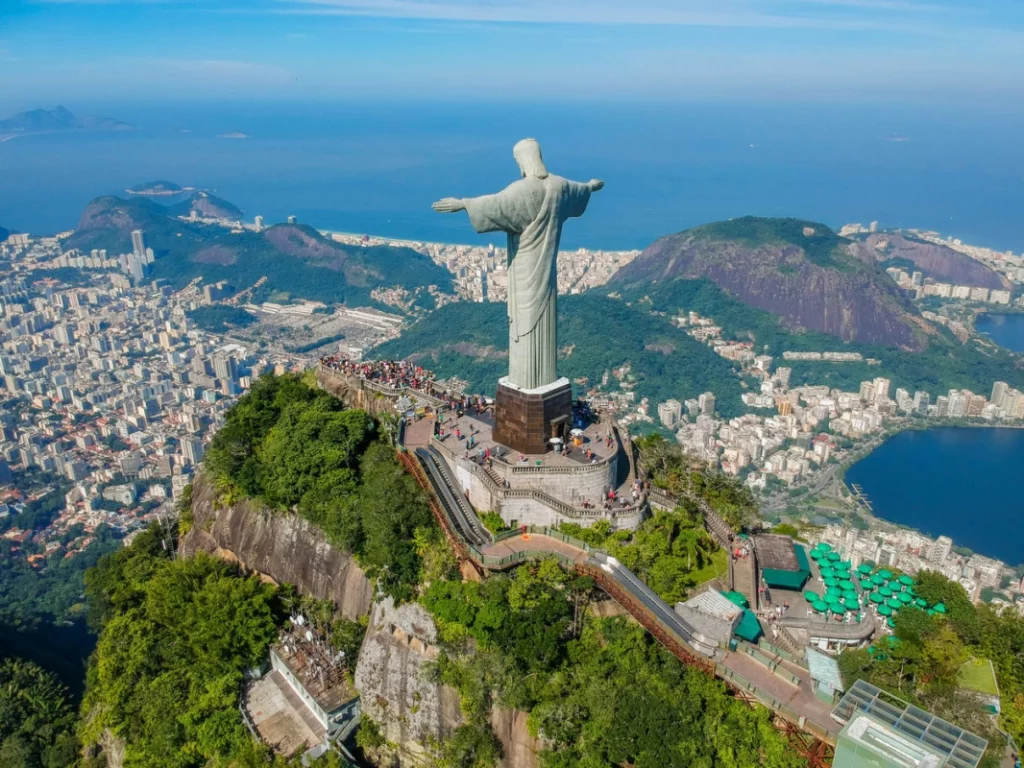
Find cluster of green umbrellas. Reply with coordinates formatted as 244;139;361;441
810;546;951;627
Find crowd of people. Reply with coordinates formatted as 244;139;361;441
320;355;437;394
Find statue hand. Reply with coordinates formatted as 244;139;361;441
432;197;465;213
588;179;605;192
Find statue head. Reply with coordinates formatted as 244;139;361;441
513;138;548;179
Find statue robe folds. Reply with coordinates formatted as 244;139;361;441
463;175;593;390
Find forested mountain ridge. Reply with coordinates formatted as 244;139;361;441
372;294;750;416
612;216;934;350
64;195;453;308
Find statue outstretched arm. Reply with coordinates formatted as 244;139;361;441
432;197;465;213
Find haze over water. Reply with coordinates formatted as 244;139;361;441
2;101;1023;252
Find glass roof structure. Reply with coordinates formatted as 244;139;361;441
830;680;988;768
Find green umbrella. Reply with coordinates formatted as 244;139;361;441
812;600;828;612
934;603;947;614
869;592;885;604
879;587;893;598
859;579;873;590
810;549;823;560
871;574;886;585
824;577;839;588
878;569;893;579
826;552;841;562
898;574;914;586
886;580;901;592
886;598;902;610
878;604;893;616
838;560;853;569
916;598;928;608
907;585;917;597
887;617;896;629
858;563;873;575
834;570;852;581
897;592;913;604
817;542;832;552
839;580;855;591
804;591;819;602
842;589;858;600
927;609;936;616
819;567;835;578
826;585;843;597
844;598;860;611
828;602;845;614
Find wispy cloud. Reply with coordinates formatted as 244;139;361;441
271;0;941;29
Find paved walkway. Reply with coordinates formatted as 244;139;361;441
481;533;590;566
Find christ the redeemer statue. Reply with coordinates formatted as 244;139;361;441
433;138;603;392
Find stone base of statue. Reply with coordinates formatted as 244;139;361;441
493;376;573;455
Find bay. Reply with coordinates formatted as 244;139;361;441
976;313;1024;353
1;101;1023;252
845;427;1024;566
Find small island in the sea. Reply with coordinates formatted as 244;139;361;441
126;180;195;197
217;131;249;139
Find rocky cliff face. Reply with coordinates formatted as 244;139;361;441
354;597;542;768
864;232;1010;290
180;475;373;621
613;217;931;350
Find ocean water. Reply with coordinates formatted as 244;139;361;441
976;313;1024;353
845;427;1024;566
1;101;1023;252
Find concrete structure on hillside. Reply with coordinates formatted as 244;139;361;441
830;680;988;768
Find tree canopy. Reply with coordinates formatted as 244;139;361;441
205;372;438;601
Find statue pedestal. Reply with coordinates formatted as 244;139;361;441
493;376;572;455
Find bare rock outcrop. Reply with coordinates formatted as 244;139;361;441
180;475;373;621
354;597;462;766
354;597;543;768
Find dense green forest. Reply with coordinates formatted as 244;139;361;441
204;372;442;601
187;305;257;334
422;559;802;768
839;570;1024;765
77;524;352;768
373;294;750;417
617;277;1024;396
0;656;78;768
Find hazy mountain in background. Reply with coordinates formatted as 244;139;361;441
0;106;135;141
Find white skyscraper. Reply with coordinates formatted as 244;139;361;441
254;215;264;232
131;229;146;257
991;381;1008;408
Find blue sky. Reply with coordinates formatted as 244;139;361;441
2;0;1024;109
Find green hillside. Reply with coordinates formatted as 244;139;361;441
65;196;453;309
372;294;750;416
616;278;1024;397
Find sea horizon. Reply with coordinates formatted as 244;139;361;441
2;100;1023;254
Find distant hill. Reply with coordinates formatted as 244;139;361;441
0;225;9;243
0;105;134;141
861;231;1009;290
65;195;453;309
166;191;243;220
372;295;750;416
127;180;191;196
612;216;932;351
